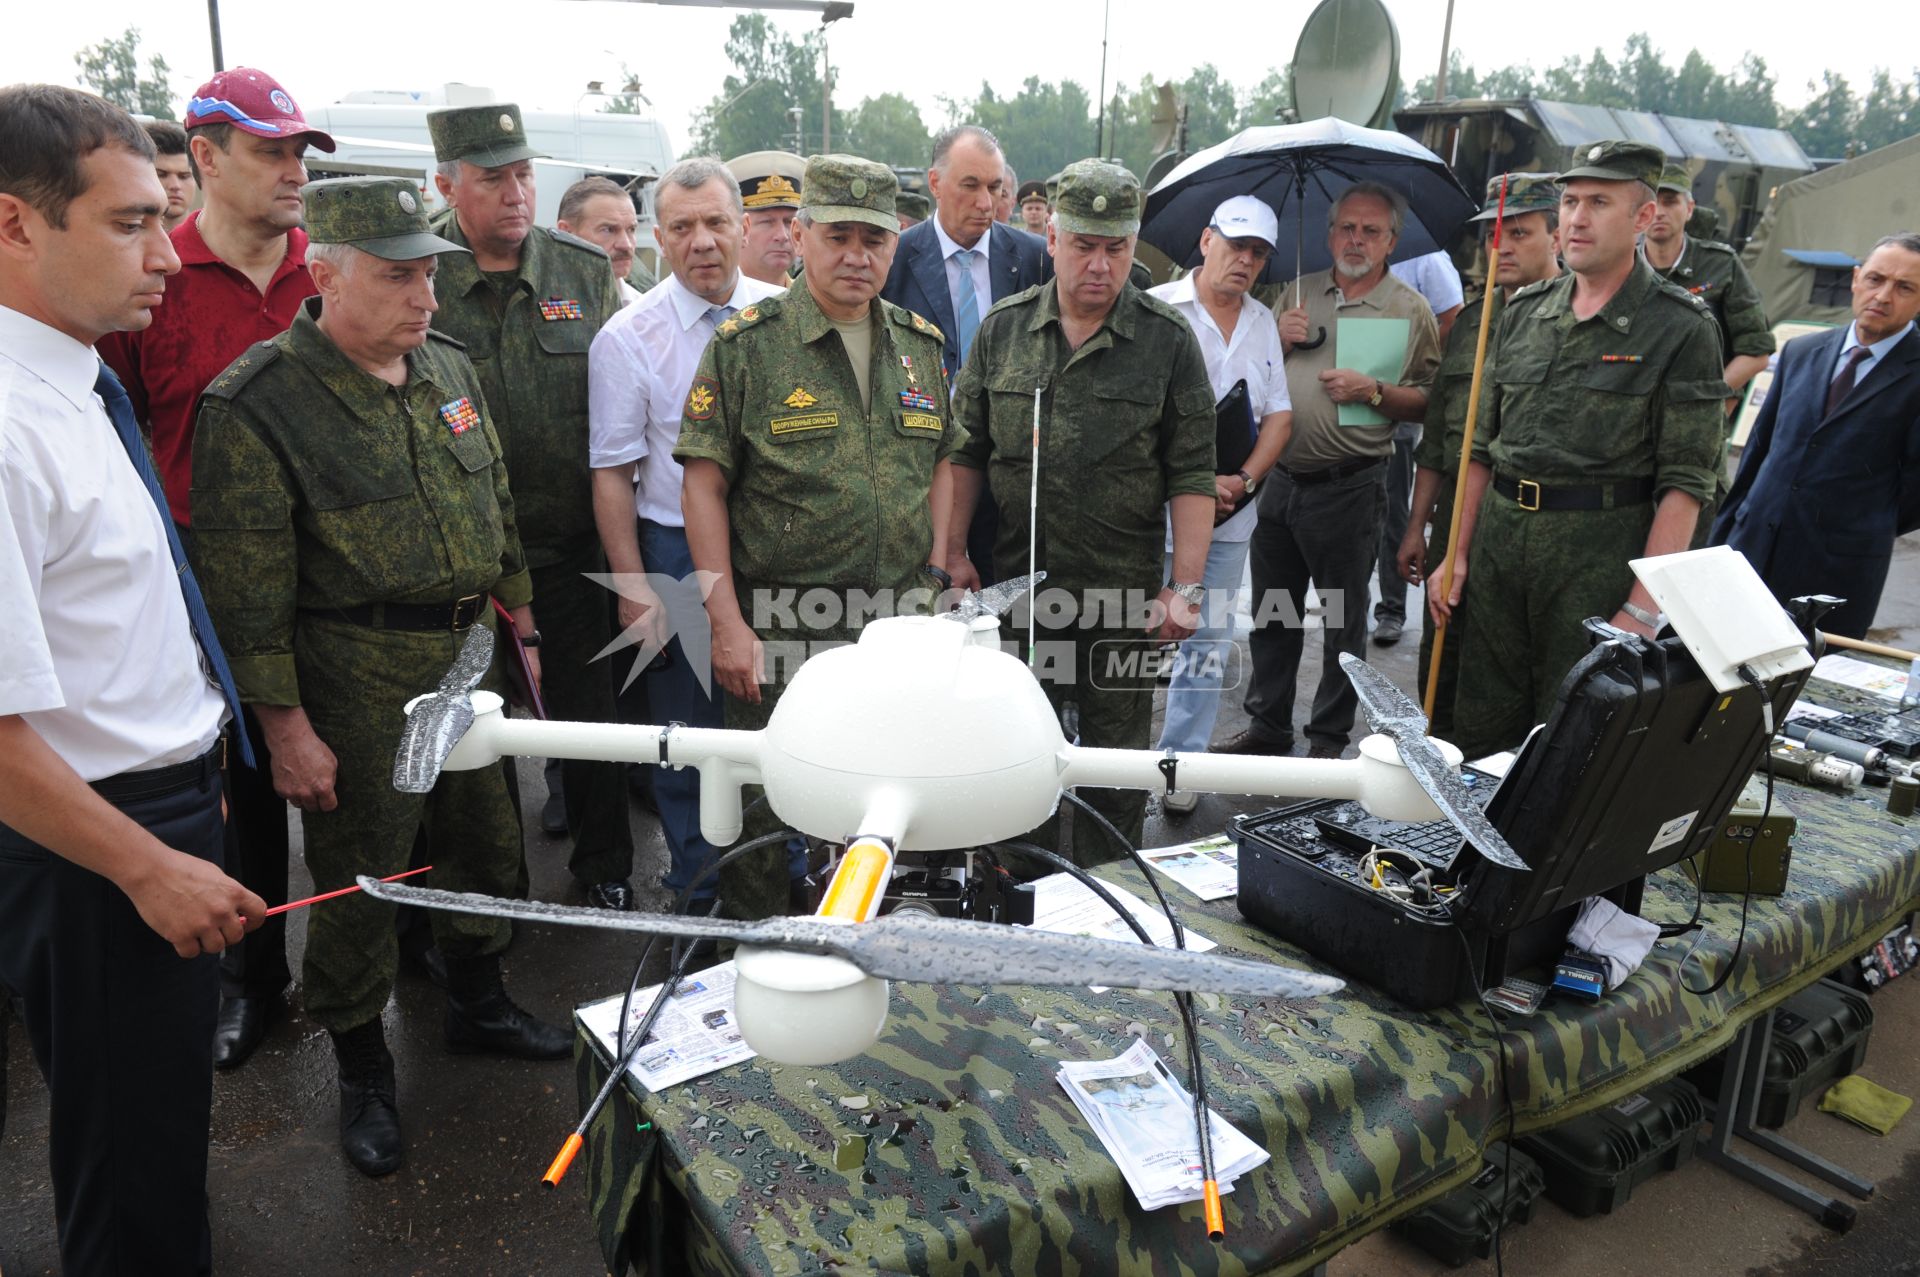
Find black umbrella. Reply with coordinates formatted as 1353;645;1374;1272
1141;117;1478;296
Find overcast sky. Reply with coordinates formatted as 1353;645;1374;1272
4;1;1905;157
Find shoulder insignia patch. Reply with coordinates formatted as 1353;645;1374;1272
738;304;763;324
909;312;944;342
202;343;282;400
784;386;818;409
424;328;467;350
685;377;719;421
545;226;608;258
716;318;741;338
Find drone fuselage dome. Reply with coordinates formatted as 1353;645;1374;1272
760;616;1066;847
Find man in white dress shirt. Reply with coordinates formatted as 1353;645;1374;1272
588;157;785;910
0;83;266;1277
1147;197;1293;814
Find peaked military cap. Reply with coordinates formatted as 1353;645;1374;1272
1052;159;1142;237
303;177;467;260
728;150;806;211
1557;139;1665;188
428;103;547;169
800;154;897;231
1016;179;1049;207
1470;171;1562;221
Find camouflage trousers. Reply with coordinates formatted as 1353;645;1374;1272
1025;627;1154;868
1452;496;1653;760
1417;480;1465;741
295;614;518;1032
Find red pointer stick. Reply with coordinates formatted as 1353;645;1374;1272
265;866;434;917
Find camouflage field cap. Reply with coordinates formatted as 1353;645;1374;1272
1052;159;1142;237
428;103;547;169
728;150;806;211
303;177;467;260
799;154;897;231
1469;172;1561;222
895;190;930;221
1656;161;1696;196
1557;139;1665;187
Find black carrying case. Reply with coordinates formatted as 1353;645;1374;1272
1687;980;1874;1128
1517;1077;1705;1216
1392;1143;1546;1266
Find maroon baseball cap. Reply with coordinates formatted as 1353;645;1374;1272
182;68;336;152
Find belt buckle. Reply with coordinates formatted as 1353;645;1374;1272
1516;479;1542;512
452;593;483;630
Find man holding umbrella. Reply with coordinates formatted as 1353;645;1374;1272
1216;181;1438;759
1431;142;1727;759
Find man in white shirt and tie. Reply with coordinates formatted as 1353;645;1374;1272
589;157;785;911
0;83;266;1277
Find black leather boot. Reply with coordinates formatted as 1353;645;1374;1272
443;954;572;1060
330;1020;402;1177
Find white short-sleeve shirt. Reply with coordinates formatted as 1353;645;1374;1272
0;304;226;781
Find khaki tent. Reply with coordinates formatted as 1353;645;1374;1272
1742;132;1920;325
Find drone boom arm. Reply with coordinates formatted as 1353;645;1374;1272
1059;738;1448;824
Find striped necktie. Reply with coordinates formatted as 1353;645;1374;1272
952;248;981;366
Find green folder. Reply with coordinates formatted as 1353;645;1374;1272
1335;317;1411;427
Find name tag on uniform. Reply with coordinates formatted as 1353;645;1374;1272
538;298;584;321
899;388;938;412
440;396;481;434
901;413;942;432
770;412;839;436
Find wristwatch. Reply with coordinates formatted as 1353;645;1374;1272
1170;581;1206;608
1620;601;1667;631
517;629;542;648
1367;379;1386;408
922;562;953;590
1235;468;1259;495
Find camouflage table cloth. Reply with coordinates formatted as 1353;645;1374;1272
574;760;1920;1276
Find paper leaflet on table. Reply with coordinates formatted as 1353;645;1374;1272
1139;835;1240;901
1812;653;1910;701
1023;873;1217;952
577;961;756;1091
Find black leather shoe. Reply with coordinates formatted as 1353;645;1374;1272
540;790;569;836
1209;728;1293;756
212;994;280;1070
444;955;572;1060
586;879;635;912
331;1021;402;1177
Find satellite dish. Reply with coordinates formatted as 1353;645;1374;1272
1290;0;1401;130
1144;148;1184;190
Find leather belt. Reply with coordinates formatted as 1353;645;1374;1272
91;740;225;803
316;593;488;631
1492;474;1656;512
1278;456;1388;486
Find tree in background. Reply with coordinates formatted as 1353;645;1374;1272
686;13;833;159
73;27;175;119
960;77;1097;187
838;92;931;169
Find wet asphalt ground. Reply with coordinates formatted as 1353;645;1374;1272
5;541;1920;1276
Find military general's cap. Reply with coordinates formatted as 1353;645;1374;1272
895;191;931;221
1556;140;1665;188
800;154;897;231
727;150;806;211
428;103;547;169
183;67;336;152
1656;162;1696;196
302;177;467;261
1052;158;1142;238
1016;180;1049;208
1469;172;1561;222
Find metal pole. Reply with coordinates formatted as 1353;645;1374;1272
207;0;225;72
1094;0;1109;157
1434;0;1455;100
821;29;831;153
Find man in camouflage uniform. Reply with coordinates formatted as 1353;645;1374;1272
1432;142;1729;759
190;178;572;1179
1395;173;1561;739
675;155;960;921
945;159;1216;862
1643;160;1776;543
427;104;636;909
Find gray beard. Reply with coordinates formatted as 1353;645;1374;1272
1334;257;1376;281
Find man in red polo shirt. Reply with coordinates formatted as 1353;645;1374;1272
99;66;335;1071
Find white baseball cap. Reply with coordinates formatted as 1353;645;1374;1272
1208;195;1279;248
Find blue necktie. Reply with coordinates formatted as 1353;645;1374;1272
706;304;738;327
94;362;255;768
952;249;981;367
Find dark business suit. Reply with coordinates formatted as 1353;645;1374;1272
883;220;1053;583
1712;324;1920;637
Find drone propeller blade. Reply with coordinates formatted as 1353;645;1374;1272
945;572;1047;623
392;625;494;794
358;877;1342;1001
1338;654;1530;871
